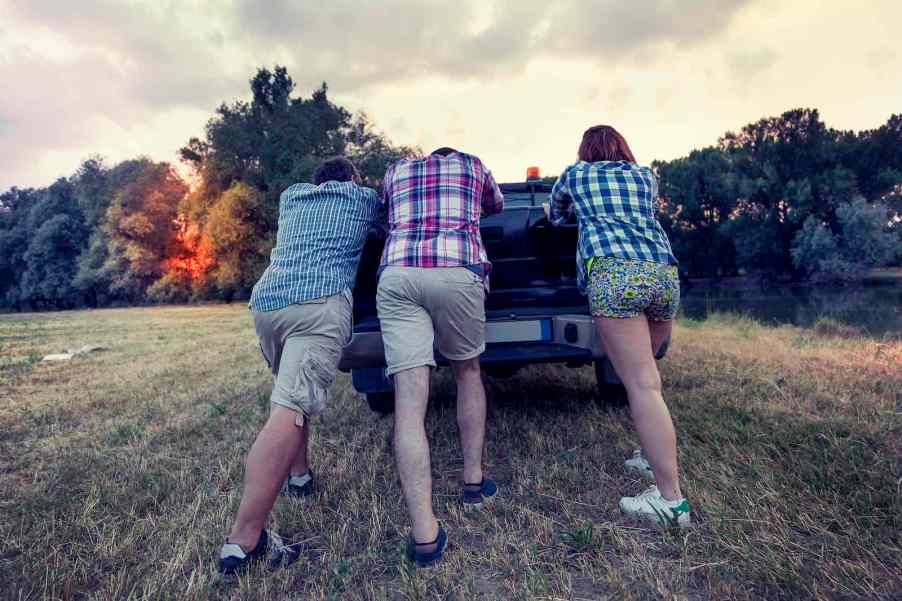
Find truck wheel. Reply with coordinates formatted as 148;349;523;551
594;359;629;409
366;392;395;415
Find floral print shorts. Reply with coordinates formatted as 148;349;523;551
587;257;680;321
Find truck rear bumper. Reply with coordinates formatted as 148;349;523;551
338;314;602;371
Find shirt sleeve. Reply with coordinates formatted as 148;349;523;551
381;163;394;205
374;167;393;235
369;188;388;232
481;167;504;216
549;167;573;225
279;183;303;207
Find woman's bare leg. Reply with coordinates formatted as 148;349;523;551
649;319;673;358
594;315;683;500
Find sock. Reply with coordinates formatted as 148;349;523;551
289;472;312;486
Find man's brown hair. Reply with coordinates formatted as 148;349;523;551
431;147;459;157
577;125;637;163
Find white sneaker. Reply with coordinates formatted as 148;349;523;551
619;485;691;528
624;449;655;480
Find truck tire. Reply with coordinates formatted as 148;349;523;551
366;392;395;415
594;359;629;409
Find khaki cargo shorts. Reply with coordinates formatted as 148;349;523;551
376;266;486;377
253;289;352;425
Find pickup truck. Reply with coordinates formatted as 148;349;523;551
338;176;668;413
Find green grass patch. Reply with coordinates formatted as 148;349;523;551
1;305;900;600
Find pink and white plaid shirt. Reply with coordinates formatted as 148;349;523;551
380;151;504;271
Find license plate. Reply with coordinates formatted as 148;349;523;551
485;320;552;343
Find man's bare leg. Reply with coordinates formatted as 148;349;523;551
227;405;303;549
393;366;439;548
450;357;485;485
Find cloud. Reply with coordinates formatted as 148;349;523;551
867;47;895;65
0;0;754;190
727;47;778;80
230;0;754;89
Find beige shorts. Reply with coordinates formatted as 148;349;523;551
376;266;486;377
253;289;352;424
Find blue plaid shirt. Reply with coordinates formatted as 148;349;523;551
249;181;382;312
550;161;677;293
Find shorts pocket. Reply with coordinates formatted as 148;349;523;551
259;343;272;370
452;267;483;286
289;346;338;418
332;290;354;345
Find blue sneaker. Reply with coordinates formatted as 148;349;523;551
406;526;448;568
461;478;498;510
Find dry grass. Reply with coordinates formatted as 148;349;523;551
1;306;900;600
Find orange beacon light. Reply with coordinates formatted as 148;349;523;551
526;166;541;180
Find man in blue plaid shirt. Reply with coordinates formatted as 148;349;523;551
218;156;383;577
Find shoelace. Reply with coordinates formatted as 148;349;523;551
267;531;291;554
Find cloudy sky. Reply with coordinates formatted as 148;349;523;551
1;0;900;191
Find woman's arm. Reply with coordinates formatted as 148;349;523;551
549;169;573;225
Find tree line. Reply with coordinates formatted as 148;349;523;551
1;66;900;311
654;108;901;281
0;67;417;310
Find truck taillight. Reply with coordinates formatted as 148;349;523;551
526;166;540;180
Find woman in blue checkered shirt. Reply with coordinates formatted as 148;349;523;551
550;125;691;528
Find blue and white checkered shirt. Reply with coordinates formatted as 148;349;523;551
550;161;677;293
249;181;382;312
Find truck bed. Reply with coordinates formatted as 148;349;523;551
351;182;587;326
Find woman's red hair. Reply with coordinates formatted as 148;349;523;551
577;125;636;163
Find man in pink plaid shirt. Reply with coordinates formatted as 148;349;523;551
376;147;503;566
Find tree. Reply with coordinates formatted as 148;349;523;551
0;187;42;307
655;148;739;277
836;197;897;268
345;114;421;187
851;114;902;202
17;179;88;308
96;160;188;303
202;182;270;299
791;215;844;280
791;197;897;283
718;108;847;276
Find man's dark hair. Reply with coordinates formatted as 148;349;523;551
431;147;459;157
313;156;359;185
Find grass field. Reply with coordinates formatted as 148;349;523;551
1;305;900;600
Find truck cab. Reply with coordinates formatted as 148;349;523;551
338;173;666;412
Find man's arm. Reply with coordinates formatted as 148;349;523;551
481;167;504;216
370;188;389;235
549;169;573;225
372;164;394;236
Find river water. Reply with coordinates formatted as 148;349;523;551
681;283;902;338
